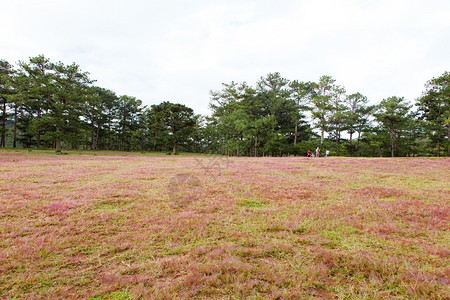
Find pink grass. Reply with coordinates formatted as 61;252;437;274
0;153;449;298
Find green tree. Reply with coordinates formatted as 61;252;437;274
255;73;295;156
17;55;55;148
345;92;367;143
416;71;450;156
311;75;336;144
7;70;31;148
51;61;93;151
360;127;390;157
289;80;317;146
209;73;313;156
209;81;252;155
344;92;374;155
0;60;14;147
148;101;197;155
374;96;412;157
116;95;143;151
84;86;120;150
404;110;423;157
17;56;93;151
327;84;346;155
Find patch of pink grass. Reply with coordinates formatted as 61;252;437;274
0;153;448;298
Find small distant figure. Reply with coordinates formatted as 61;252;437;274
326;149;329;157
316;147;320;157
307;149;312;157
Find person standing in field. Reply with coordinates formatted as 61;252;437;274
316;147;320;157
307;149;312;157
326;149;329;157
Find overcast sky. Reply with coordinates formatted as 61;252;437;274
2;0;449;115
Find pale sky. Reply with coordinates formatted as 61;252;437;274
2;0;449;115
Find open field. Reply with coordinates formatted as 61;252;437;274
0;152;449;299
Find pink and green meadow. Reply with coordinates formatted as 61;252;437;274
0;151;449;299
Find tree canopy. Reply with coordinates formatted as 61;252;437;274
1;55;448;156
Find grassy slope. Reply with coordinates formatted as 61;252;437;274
0;152;449;299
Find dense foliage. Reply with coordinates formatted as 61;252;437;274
0;56;448;156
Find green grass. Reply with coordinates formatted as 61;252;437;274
0;148;224;157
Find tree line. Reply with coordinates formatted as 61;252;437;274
208;72;448;157
0;55;448;156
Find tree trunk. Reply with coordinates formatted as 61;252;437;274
55;127;62;153
294;118;298;146
448;123;450;156
13;105;17;148
55;139;61;152
1;101;6;147
91;124;95;150
94;125;100;150
356;131;361;149
36;109;41;148
391;139;395;157
437;129;441;157
389;125;395;157
172;141;177;155
294;99;299;146
336;129;341;156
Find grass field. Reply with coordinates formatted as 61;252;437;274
0;151;449;299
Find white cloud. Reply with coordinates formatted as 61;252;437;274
1;0;449;115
